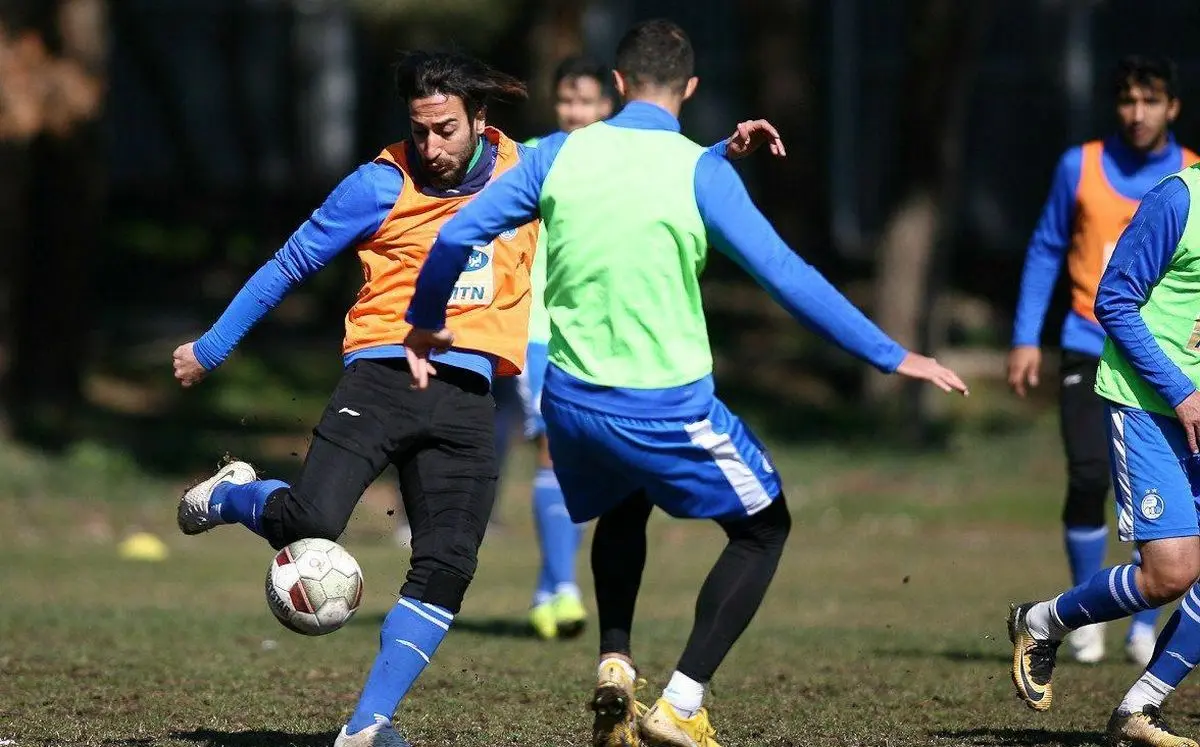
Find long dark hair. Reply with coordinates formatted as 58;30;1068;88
395;50;528;117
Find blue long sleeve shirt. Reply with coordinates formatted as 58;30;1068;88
1013;134;1189;356
407;101;907;408
1094;176;1195;408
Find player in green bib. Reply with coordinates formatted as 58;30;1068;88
1010;164;1200;746
518;57;786;646
406;20;966;747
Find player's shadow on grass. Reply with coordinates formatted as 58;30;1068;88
451;615;543;639
356;611;540;639
931;727;1106;746
172;729;337;747
873;646;1011;663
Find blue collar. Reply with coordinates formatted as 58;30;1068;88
606;100;681;133
1104;131;1180;172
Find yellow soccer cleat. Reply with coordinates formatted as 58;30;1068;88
1107;706;1199;747
1008;602;1061;712
553;591;587;638
639;698;722;747
529;601;558;640
591;659;645;747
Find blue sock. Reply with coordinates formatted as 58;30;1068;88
209;479;287;537
533;467;580;597
1053;563;1154;630
346;597;454;735
1142;586;1200;689
1129;546;1161;638
1064;525;1107;586
533;564;554;607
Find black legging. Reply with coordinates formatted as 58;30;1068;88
592;492;792;683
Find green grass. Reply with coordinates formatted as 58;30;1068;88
1;419;1192;747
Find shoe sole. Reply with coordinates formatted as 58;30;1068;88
1008;603;1053;712
592;684;638;747
557;617;586;639
177;461;256;536
638;724;689;747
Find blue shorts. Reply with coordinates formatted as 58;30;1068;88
517;342;548;439
543;394;782;523
1107;404;1200;542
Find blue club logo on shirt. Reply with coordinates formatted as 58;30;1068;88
466;249;490;271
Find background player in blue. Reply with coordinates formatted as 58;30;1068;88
404;19;967;747
521;56;615;641
1008;55;1196;666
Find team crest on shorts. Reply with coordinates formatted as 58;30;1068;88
1141;489;1165;520
500;228;518;241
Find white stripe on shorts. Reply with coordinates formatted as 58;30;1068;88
684;419;773;516
1110;408;1135;541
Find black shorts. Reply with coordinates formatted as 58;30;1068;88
261;357;497;610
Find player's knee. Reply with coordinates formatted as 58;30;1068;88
263;491;347;550
1140;559;1200;605
1062;469;1110;528
411;568;473;614
725;494;791;557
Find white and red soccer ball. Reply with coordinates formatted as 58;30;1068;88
265;538;363;636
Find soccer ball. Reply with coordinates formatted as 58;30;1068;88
265;538;363;636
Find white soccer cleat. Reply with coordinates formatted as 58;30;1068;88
333;717;412;747
1067;622;1106;664
177;461;257;535
1126;628;1158;668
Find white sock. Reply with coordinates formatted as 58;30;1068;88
1128;620;1156;640
555;582;581;600
532;590;552;607
663;671;704;719
1025;597;1071;641
599;657;636;682
1119;672;1174;715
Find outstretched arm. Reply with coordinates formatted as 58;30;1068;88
172;162;400;386
693;150;967;395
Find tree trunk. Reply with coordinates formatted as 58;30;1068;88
0;0;107;445
865;0;993;428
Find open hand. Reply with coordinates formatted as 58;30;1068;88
896;352;969;396
725;119;786;160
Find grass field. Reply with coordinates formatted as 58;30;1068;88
2;411;1196;747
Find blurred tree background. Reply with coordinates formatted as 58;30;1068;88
0;0;1198;472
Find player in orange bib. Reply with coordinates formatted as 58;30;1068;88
168;51;536;747
1008;55;1198;667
